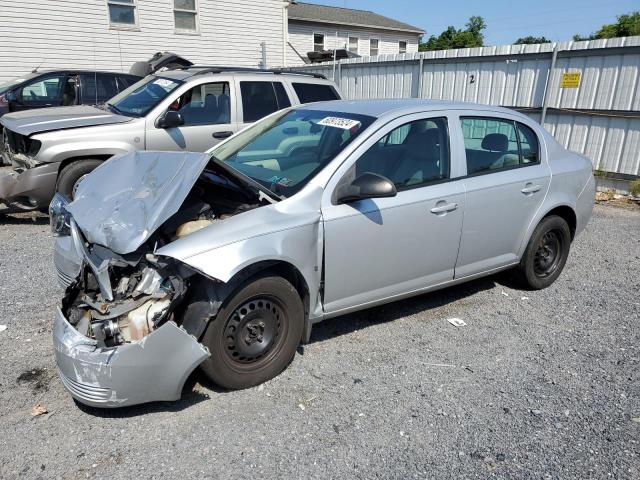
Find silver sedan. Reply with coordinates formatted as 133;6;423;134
51;99;595;407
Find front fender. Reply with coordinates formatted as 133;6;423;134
43;142;135;164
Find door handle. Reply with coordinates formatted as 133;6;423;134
521;183;541;195
212;131;233;139
430;202;458;215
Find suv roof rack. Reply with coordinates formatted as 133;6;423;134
182;66;326;80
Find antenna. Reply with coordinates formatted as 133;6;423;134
93;36;98;106
32;59;45;74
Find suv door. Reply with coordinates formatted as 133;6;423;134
321;114;465;314
78;73;119;106
14;73;74;111
146;80;238;152
454;115;551;278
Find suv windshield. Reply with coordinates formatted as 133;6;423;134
211;108;375;198
0;73;40;95
107;75;182;117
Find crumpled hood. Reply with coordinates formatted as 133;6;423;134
67;150;210;255
0;105;132;136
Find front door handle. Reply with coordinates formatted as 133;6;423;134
430;202;458;215
212;131;233;139
521;183;542;195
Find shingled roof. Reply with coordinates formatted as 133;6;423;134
288;2;424;34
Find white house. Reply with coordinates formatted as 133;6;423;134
286;2;424;65
0;0;289;82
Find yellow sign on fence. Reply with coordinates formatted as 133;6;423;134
561;72;581;88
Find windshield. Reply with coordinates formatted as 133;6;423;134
106;75;182;117
0;73;40;95
211;109;375;198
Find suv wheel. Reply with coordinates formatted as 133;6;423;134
57;159;103;200
517;215;571;290
200;275;304;390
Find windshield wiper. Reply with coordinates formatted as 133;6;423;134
210;155;283;204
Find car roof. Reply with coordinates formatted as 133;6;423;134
158;67;331;83
28;70;139;77
296;99;528;120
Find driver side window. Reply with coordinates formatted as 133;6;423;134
354;117;450;191
170;81;231;126
20;75;68;106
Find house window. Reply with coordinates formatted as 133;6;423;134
348;37;359;54
399;41;407;54
107;0;137;26
174;0;198;32
314;33;325;52
370;38;379;56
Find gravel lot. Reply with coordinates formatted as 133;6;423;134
0;204;638;479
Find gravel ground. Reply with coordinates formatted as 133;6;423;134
0;204;638;479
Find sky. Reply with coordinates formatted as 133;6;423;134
306;0;639;45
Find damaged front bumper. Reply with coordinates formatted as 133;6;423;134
53;308;210;408
0;162;59;209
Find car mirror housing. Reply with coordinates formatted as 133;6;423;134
336;172;397;204
157;111;184;129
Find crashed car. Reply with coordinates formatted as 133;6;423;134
52;99;595;408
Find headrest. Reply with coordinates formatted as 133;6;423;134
481;133;508;152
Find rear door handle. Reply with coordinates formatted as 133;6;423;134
430;202;458;215
521;183;541;195
212;131;233;139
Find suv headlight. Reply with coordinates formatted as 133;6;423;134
49;193;72;237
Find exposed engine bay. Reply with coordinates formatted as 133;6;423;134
59;161;264;348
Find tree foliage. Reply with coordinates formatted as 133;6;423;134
573;11;640;41
419;16;487;51
513;36;551;45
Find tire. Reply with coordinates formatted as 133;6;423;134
517;215;571;290
56;159;103;200
200;275;304;390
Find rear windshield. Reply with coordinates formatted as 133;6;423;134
292;83;340;103
106;75;182;117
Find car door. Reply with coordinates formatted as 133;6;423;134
13;73;72;111
321;113;465;314
454;115;551;278
146;80;239;152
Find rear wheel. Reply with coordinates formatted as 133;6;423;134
517;215;571;289
56;159;103;200
200;275;304;390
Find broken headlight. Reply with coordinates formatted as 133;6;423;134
49;193;72;237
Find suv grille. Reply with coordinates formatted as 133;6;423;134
3;129;41;157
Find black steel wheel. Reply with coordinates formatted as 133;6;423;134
517;215;571;290
200;275;304;390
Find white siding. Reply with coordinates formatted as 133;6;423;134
287;21;420;66
0;0;286;82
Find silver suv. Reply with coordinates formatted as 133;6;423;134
0;67;340;210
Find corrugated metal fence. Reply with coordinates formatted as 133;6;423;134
295;36;640;177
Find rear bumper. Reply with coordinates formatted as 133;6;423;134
0;162;59;208
575;173;596;237
53;308;210;408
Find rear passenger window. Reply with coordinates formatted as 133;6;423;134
80;74;118;104
354;117;449;190
516;122;539;164
240;81;291;123
461;117;522;175
292;83;339;103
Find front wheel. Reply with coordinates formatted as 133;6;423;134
56;159;103;200
200;275;304;390
517;215;571;290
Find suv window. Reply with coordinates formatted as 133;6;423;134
170;81;231;126
80;73;118;104
20;74;68;106
354;117;450;190
240;81;291;123
116;75;138;92
292;83;339;104
461;117;539;174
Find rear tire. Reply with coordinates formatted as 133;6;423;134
56;159;103;200
200;275;304;390
517;215;571;290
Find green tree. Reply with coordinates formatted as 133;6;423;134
419;16;487;51
514;36;551;45
573;11;639;41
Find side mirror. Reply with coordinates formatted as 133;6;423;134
336;172;397;204
157;110;184;129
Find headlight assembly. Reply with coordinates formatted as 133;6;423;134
49;193;72;237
